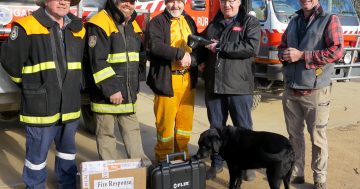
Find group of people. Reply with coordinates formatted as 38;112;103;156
0;0;344;189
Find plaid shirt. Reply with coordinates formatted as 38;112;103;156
278;4;344;69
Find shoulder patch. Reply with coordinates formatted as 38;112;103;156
10;26;18;40
88;35;97;48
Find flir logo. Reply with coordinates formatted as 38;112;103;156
173;181;190;188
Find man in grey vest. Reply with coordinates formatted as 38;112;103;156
278;0;344;188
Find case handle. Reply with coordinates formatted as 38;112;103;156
166;152;187;163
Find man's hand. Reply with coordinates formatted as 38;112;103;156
282;47;304;63
179;52;192;67
110;91;123;104
205;39;219;53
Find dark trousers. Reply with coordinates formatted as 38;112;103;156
205;92;253;167
23;121;78;189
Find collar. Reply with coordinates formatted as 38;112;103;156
104;0;137;25
213;6;247;25
32;7;83;32
163;9;187;22
219;16;236;27
296;4;325;19
44;9;72;28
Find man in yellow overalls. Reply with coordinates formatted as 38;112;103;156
146;0;199;161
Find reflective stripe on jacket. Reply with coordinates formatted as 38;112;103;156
85;10;142;114
0;8;85;126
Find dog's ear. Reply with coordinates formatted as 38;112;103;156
211;125;223;135
212;139;222;154
208;128;222;153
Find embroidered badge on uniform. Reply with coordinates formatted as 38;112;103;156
88;35;97;48
10;26;18;40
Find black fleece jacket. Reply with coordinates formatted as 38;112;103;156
145;10;198;97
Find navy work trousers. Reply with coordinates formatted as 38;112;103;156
23;120;79;189
205;92;253;167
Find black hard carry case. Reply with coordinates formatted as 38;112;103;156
150;152;206;189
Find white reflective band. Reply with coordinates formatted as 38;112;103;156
56;151;76;160
25;159;47;170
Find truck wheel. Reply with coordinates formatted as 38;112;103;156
80;104;96;135
0;111;19;122
251;93;262;111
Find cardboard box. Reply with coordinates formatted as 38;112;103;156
80;158;146;189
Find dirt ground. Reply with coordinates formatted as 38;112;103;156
1;81;359;189
205;123;360;189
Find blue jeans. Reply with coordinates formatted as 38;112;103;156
205;92;253;167
23;121;79;189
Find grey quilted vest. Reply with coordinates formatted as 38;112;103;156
283;12;333;89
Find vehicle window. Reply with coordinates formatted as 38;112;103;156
272;0;357;23
322;0;357;16
252;0;267;21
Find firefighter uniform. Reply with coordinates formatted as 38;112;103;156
85;8;151;165
0;7;85;188
146;11;197;161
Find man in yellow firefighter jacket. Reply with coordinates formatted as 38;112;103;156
85;0;151;166
146;0;198;161
0;0;85;188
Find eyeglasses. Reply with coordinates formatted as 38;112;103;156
220;0;238;5
54;0;71;4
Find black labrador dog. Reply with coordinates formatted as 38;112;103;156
196;126;295;189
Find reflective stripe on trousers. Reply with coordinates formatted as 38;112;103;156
23;120;78;189
154;73;195;161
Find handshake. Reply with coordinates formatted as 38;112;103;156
187;35;212;49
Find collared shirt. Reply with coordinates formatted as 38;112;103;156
44;10;72;78
278;4;344;69
220;16;236;27
44;9;72;45
44;10;72;29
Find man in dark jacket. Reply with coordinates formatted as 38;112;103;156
146;0;198;161
85;0;151;166
1;0;84;188
199;0;261;180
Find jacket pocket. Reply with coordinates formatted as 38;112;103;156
22;88;48;115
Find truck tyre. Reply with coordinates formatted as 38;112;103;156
0;111;19;122
251;92;261;111
80;104;96;135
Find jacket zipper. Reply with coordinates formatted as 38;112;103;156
49;28;63;90
118;25;132;106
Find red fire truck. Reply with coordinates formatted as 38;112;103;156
0;0;359;131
